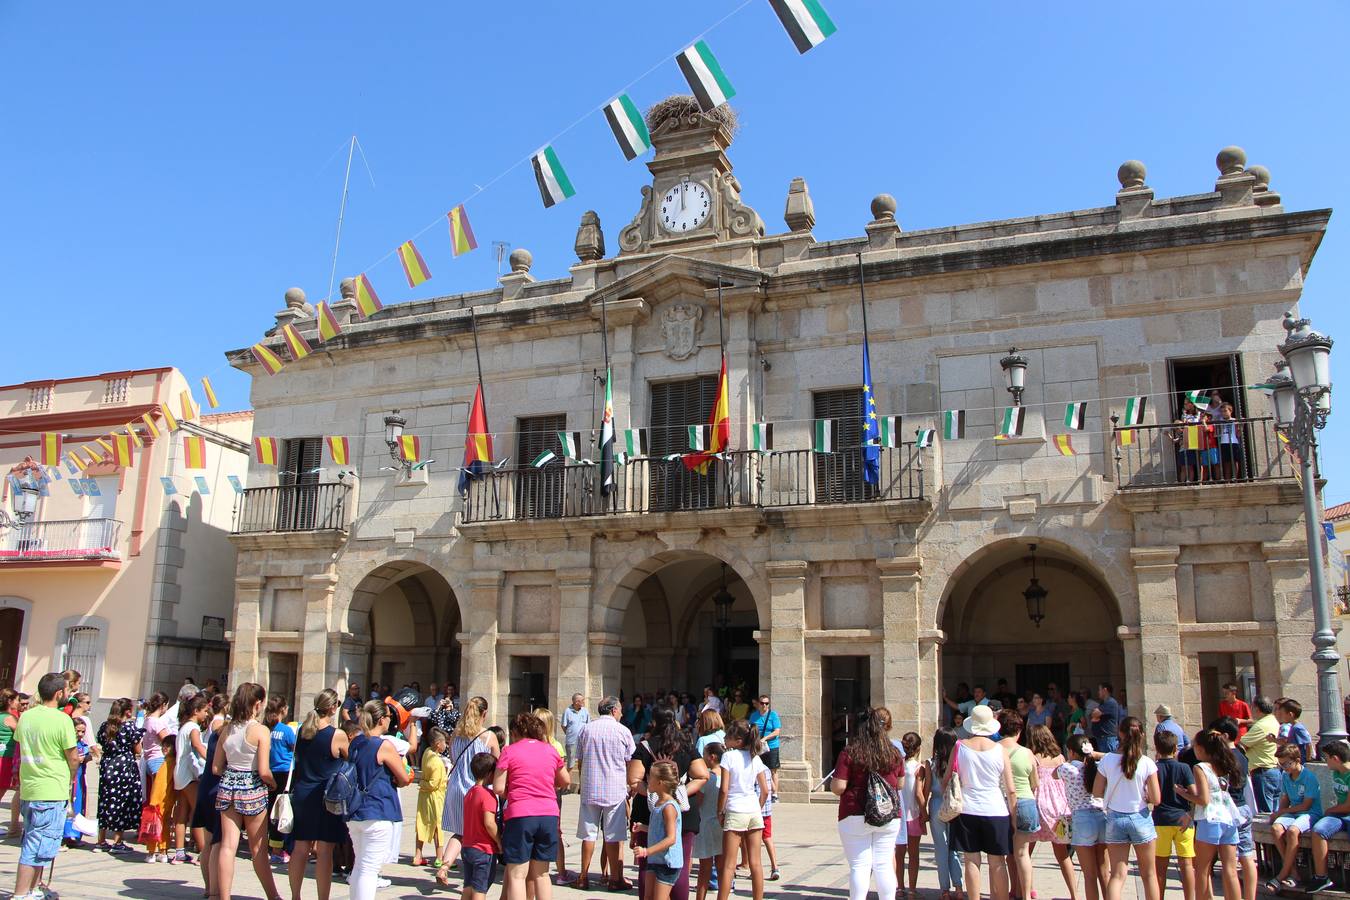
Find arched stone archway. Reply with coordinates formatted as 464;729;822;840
344;561;463;699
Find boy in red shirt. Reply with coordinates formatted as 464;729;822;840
462;752;502;900
1219;683;1253;738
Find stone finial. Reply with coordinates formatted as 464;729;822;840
500;248;535;300
870;193;897;223
509;248;533;274
784;177;815;232
328;277;358;324
1117;160;1147;190
339;278;356;301
1249;164;1281;207
574;211;605;262
1216;146;1247;176
275;286;314;328
284;286;308;308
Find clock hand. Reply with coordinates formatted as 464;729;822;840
680;182;686;212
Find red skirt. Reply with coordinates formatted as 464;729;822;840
0;755;16;790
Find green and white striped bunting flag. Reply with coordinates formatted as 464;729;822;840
556;430;583;461
813;418;834;452
662;452;684;462
623;428;648;456
1064;401;1087;431
531;145;576;208
1184;389;1209;406
915;428;935;449
750;422;774;452
1122;396;1148;426
942;410;965;441
676;40;736;113
876;415;901;448
603;94;651;161
997;406;1025;438
768;0;838;54
687;424;711;451
531;449;557;468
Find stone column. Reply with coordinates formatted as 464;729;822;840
301;572;339;702
764;560;810;800
463;571;504;715
877;556;923;732
1130;547;1184;724
230;575;265;687
556;568;593;710
1264;540;1320;724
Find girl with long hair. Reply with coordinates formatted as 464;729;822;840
436;696;500;885
211;682;282;900
264;696;296;864
141;691;175;862
924;727;965;900
348;700;414;900
1180;730;1242;900
718;720;770;900
830;708;905;900
96;697;141;852
1092;717;1161;900
1029;724;1077;900
171;694;210;865
288;688;351;900
1059;735;1107;900
896;732;926;900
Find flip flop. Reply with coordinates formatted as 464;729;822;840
608;878;634;891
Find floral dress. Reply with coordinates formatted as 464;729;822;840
98;720;144;833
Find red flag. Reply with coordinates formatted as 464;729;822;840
457;384;493;493
684;356;730;475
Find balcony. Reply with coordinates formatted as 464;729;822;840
1113;416;1299;489
0;518;122;563
461;446;927;525
231;482;351;536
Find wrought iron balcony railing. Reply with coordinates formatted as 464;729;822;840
0;518;122;562
1113;416;1300;489
231;482;351;534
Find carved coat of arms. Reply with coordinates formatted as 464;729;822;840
660;304;704;361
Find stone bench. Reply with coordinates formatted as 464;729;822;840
1253;821;1350;890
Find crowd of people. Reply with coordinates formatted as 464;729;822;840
1;669;1342;900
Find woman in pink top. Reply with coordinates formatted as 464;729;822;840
494;711;572;900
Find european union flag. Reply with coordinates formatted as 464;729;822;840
862;338;880;485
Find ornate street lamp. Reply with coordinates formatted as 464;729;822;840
1023;543;1048;627
1270;311;1342;745
383;410;411;476
1001;348;1029;407
713;564;735;681
0;480;40;531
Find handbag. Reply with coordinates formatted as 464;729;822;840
137;804;164;844
271;768;295;835
939;743;964;822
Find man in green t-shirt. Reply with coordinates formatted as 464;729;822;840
12;672;79;900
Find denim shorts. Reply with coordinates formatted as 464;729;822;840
1194;820;1238;846
1071;808;1106;847
1313;816;1350;840
461;846;497;892
1276;814;1313;833
503;815;559;865
1105;810;1157;845
20;800;67;867
1236;813;1255;859
1015;798;1042;834
649;863;682;886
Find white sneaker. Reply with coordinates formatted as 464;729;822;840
376;876;391;888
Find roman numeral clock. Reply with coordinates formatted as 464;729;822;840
618;95;764;254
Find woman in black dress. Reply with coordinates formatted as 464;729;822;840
627;707;710;900
287;688;350;900
96;697;142;851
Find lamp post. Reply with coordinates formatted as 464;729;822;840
713;564;735;682
1001;348;1029;407
383;410;411;476
1023;543;1048;627
1269;311;1344;745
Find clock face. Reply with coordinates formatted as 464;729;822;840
659;181;712;233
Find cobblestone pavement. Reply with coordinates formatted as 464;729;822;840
0;793;1158;899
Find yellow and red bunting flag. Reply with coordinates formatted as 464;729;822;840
81;446;101;465
1185;425;1201;451
1116;427;1136;447
162;404;179;432
457;384;493;492
397;434;421;462
180;389;197;420
95;437;114;458
201;377;219;409
112;433;134;468
396;240;432;288
251;343;285;376
125;425;143;448
253;437;279;466
448;205;478;257
281;324;313;360
141;412;161;440
355;274;383;317
316;302;343;341
326;436;350;466
1053;434;1077;457
67;451;87;472
39;432;61;466
182;435;207;469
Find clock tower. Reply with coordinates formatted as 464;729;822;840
617;95;764;255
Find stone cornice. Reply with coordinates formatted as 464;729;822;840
1114;479;1302;512
229;531;348;551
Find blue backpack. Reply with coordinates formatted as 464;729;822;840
323;740;382;820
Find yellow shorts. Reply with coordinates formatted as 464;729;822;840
723;811;764;833
1155;825;1195;859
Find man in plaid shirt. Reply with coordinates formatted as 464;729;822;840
575;695;635;889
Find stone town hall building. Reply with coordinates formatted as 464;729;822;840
227;96;1330;796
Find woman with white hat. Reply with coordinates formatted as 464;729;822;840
948;704;1017;900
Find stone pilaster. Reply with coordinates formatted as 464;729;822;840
301;572;339;702
1263;540;1319;724
1130;546;1184;724
877;556;923;733
764;560;810;799
556;568;593;709
230;575;265;687
464;571;504;715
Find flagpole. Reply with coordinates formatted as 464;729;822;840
325;136;357;304
717;279;730;505
857;253;870;341
599;296;614;506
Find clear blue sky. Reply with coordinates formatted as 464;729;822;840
3;3;1347;500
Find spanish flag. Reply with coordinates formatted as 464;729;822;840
95;437;115;457
162;404;179;432
183;435;207;469
112;433;134;468
448;205;478;257
355;275;382;317
180;389;197;421
281;324;312;360
457;384;493;494
326;436;350;466
201;376;219;409
683;356;730;475
397;240;432;288
251;343;285;376
67;451;87;472
39;433;61;467
317;302;343;341
81;446;101;465
398;434;421;462
1185;425;1201;451
125;425;143;448
1116;428;1135;447
254;437;279;466
141;412;161;439
1052;434;1077;456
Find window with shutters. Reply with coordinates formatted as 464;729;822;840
813;388;874;502
516;415;568;519
278;437;322;529
649;376;719;511
62;625;100;699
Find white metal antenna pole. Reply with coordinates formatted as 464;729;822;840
325;135;357;302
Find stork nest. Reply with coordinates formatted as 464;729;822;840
645;95;738;134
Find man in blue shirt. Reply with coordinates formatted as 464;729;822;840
1154;704;1190;751
1090;682;1122;752
749;694;783;801
561;693;591;778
